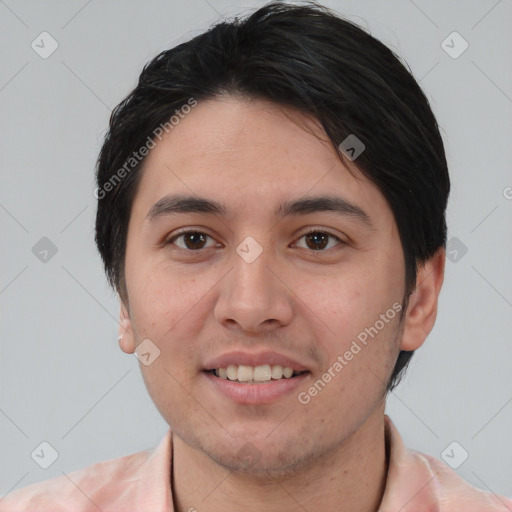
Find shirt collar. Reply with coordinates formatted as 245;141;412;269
135;415;441;512
379;414;440;511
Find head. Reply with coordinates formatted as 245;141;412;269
95;1;448;475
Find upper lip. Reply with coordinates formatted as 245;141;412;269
204;351;310;372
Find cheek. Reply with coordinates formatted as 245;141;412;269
127;262;208;339
130;273;208;407
298;258;401;340
292;250;403;388
126;266;219;387
296;311;400;423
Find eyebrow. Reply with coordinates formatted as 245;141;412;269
146;193;375;230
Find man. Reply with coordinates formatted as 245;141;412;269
2;1;510;511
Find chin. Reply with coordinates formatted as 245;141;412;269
197;429;324;479
208;447;310;478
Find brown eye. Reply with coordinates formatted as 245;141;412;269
167;231;217;250
305;232;329;250
295;230;343;251
182;232;207;250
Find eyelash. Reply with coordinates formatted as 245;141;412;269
165;228;345;252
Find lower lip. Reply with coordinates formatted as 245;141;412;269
203;371;309;404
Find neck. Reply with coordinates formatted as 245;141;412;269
172;404;389;512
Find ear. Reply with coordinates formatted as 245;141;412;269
118;299;136;354
400;247;445;351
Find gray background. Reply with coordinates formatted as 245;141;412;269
1;0;511;501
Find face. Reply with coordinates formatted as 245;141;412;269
121;96;408;475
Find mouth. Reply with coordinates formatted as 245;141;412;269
202;351;312;403
204;364;308;384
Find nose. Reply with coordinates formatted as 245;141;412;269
213;242;294;334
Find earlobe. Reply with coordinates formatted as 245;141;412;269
118;300;136;354
399;247;445;351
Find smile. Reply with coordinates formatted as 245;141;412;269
207;364;306;383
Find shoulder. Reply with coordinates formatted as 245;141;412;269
412;450;512;511
0;448;152;512
382;415;512;511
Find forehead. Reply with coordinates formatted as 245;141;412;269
131;97;392;225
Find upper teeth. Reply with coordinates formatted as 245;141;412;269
215;364;295;382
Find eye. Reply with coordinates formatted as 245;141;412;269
166;230;219;251
165;228;344;252
294;229;344;251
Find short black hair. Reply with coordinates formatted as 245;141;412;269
95;0;450;392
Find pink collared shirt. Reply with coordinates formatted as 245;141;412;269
1;416;510;511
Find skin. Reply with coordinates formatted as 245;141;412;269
118;96;445;512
